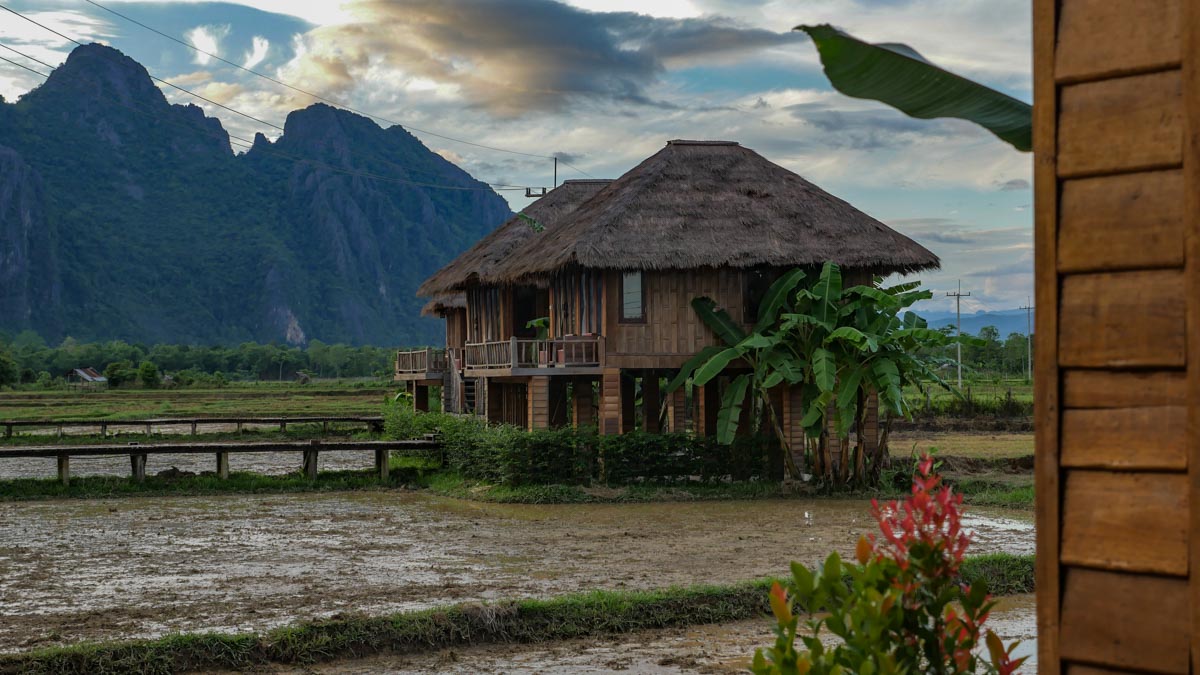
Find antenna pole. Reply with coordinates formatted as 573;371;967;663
553;157;558;187
1019;297;1034;383
946;280;971;388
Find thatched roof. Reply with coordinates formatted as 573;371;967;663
491;140;939;282
416;179;614;295
421;292;466;317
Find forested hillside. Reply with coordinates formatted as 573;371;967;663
0;44;511;347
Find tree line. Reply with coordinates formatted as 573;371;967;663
0;330;398;387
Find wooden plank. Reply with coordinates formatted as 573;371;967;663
1066;666;1150;675
1032;0;1060;669
1061;470;1187;575
1058;170;1185;272
1060;568;1189;673
1058;70;1183;177
1056;0;1180;83
1062;370;1185;408
1182;1;1200;667
1061;407;1187;470
1058;270;1185;368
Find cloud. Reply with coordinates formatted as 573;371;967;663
276;0;798;115
996;178;1029;191
243;36;269;69
184;24;230;65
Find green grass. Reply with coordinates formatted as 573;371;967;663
420;471;798;504
0;554;1035;675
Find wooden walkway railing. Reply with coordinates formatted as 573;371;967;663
0;438;440;485
395;348;448;374
463;336;604;370
1;415;385;439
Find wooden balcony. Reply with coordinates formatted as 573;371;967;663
464;336;604;374
394;348;449;382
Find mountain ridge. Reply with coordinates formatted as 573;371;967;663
0;44;511;346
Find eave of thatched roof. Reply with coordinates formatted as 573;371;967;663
416;179;614;296
490;140;940;282
420;292;466;317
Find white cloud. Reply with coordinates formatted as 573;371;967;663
243;36;269;69
184;24;230;66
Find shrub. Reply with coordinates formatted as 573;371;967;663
138;361;161;388
753;455;1026;674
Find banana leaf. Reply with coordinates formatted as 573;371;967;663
796;24;1032;152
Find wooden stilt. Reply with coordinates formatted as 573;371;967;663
375;448;390;480
599;369;621;435
642;373;661;433
620;372;636;433
57;455;70;486
216;451;229;479
130;453;147;482
303;446;319;479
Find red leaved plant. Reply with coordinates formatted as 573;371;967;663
752;455;1026;674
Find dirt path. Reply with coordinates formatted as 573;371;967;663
262;595;1037;674
0;493;1032;652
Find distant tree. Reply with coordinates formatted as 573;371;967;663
104;360;137;388
0;349;18;387
138;361;161;388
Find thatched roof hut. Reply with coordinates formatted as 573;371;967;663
420;292;466;317
491;140;939;282
417;179;614;295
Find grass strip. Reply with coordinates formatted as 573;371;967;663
0;555;1034;675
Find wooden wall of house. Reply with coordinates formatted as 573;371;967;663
601;267;872;370
1034;1;1195;672
445;309;467;353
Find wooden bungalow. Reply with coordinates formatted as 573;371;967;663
402;140;937;459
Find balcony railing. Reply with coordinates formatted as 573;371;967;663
464;336;604;371
395;348;448;374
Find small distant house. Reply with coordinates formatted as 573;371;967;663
66;367;108;388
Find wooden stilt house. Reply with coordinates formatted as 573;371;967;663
402;140;938;461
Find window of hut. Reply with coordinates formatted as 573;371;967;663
743;269;774;324
620;271;645;323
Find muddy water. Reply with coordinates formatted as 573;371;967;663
0;493;1032;653
293;595;1038;674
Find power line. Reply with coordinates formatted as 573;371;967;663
0;52;48;77
80;0;596;179
0;42;536;192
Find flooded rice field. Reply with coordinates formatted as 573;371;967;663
279;595;1037;674
0;491;1033;654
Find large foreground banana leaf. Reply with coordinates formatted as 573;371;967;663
796;24;1032;152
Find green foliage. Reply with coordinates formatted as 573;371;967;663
103;360;137;388
0;348;18;387
137;361;160;389
795;24;1032;152
753;458;1025;674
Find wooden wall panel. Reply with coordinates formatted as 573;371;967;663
1056;0;1180;82
1058;70;1182;177
1058;270;1186;368
1059;568;1190;673
1058;171;1185;272
1062;370;1186;408
1061;470;1188;575
1060;407;1187;470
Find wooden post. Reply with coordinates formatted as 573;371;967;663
4;423;11;439
57;455;69;486
216;451;229;479
667;386;688;433
572;378;595;429
236;421;243;434
599;369;621;435
302;443;319;479
375;448;390;480
190;421;198;436
414;384;430;412
642;373;661;433
528;376;551;430
56;425;63;439
619;372;636;433
130;453;147;482
548;377;570;428
100;423;107;438
510;336;519;368
322;421;329;434
280;418;288;432
145;423;152;436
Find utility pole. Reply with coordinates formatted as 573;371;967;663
553;157;558;187
946;281;971;388
1019;298;1034;383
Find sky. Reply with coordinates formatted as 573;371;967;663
0;0;1034;314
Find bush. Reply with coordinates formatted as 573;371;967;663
138;361;161;388
382;403;775;486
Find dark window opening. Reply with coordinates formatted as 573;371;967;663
743;269;775;324
620;271;645;323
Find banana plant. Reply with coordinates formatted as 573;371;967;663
672;262;972;485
